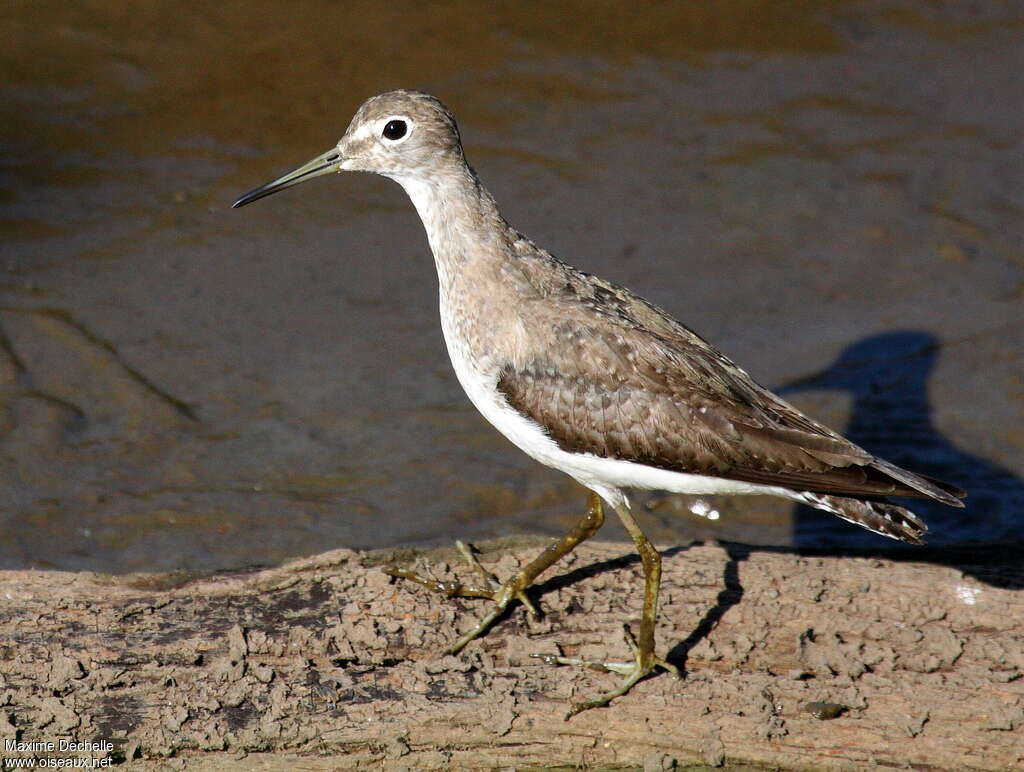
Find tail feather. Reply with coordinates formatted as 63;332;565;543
870;458;966;507
796;491;928;545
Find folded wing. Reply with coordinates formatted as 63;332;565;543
496;287;964;507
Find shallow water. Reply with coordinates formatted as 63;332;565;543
1;1;1021;572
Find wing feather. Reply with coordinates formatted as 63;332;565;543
495;285;963;506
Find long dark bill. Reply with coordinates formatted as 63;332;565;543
232;148;342;208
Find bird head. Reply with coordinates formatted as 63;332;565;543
233;90;464;208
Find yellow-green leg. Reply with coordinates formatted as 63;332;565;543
534;501;680;718
384;491;606;654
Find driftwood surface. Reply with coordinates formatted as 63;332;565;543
0;538;1022;770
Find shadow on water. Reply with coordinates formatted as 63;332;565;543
766;330;1024;592
776;330;1023;555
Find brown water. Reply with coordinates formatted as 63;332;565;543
2;1;1022;572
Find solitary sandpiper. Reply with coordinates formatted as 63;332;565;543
233;90;965;717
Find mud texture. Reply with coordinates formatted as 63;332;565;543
1;540;1021;770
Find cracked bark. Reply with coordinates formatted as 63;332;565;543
1;539;1021;770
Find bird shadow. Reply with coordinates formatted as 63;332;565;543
664;542;750;672
775;330;1024;589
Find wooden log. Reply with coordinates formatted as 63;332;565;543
0;539;1021;769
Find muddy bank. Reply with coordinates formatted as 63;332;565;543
1;539;1021;769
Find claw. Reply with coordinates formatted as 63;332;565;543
532;624;681;719
384;541;541;654
455;540;540;618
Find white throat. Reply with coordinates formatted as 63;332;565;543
388;173;456;285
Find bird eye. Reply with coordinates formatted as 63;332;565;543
382;119;407;141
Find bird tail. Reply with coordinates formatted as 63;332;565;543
870;458;966;506
795;491;928;545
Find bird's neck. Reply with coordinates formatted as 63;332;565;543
391;165;513;291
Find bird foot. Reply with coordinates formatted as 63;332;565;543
383;540;538;654
532;624;681;719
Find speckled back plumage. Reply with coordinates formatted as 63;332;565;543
490;241;958;496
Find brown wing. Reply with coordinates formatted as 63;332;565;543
496;288;963;505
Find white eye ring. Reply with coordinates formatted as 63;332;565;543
380;115;413;144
